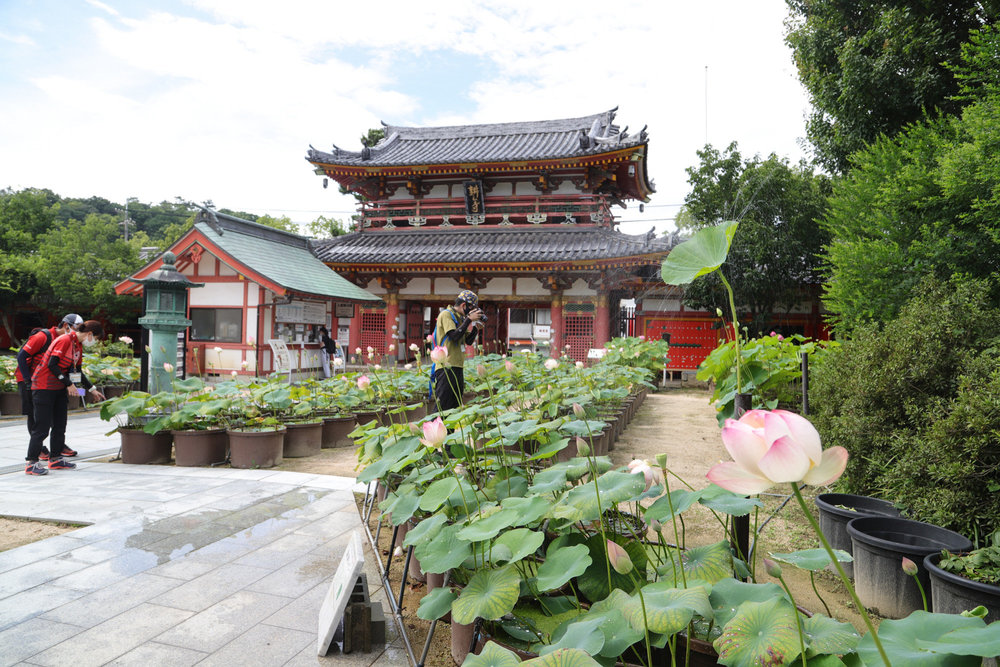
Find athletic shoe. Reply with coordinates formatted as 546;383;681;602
59;447;77;457
25;461;49;475
39;448;51;461
48;458;76;470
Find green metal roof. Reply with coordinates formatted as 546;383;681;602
195;213;379;303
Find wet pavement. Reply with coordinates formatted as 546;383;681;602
0;413;408;666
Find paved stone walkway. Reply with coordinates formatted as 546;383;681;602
0;413;407;666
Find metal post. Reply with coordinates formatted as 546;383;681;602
396;545;413;612
416;571;451;667
731;392;753;578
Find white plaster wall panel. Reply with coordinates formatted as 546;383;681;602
368;283;386;295
427;185;449;198
189;282;245;305
481;278;513;296
516;278;547;296
246;311;258;343
401;278;432;295
201;255;218;275
554;180;579;195
218;264;237;276
247;288;260;307
565;279;591;296
435;278;461;295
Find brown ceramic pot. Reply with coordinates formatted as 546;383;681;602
283;421;322;457
228;426;285;468
119;429;173;464
321;415;356;448
172;428;227;466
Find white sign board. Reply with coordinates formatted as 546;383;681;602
267;339;293;377
587;348;607;359
317;530;364;656
532;325;551;340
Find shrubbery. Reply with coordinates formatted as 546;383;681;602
810;277;1000;538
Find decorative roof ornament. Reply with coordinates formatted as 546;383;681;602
527;213;547;224
408;216;427;227
440;216;453;228
467;215;485;226
499;214;513;226
561;214;576;226
590;212;610;224
384;217;396;229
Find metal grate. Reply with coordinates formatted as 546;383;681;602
563;315;594;362
361;311;386;356
563;302;595;313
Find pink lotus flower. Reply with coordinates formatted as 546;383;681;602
118;335;133;345
706;409;848;495
163;362;174;373
357;375;371;390
426;334;434;343
504;360;514;372
477;364;486;378
544;358;559;370
420;417;447;449
430;346;447;363
627;459;664;491
607;540;633;575
575;361;584;369
355;347;362;355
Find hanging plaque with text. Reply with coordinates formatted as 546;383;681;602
463;180;485;217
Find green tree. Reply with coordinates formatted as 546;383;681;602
785;0;999;173
821;25;1000;333
678;143;831;335
0;188;58;343
29;213;148;325
306;215;348;239
252;214;299;234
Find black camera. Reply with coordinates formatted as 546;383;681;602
472;307;488;324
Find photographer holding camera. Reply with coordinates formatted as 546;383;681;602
430;289;485;412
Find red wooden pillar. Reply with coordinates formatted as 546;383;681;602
594;292;611;347
549;292;563;357
385;292;399;359
348;305;361;355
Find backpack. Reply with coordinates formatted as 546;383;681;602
24;328;54;366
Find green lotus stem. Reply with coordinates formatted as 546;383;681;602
771;569;807;667
717;270;743;393
809;571;832;616
661;466;687;588
791;485;891;666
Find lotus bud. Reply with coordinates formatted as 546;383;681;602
408;422;421;435
575;361;584;369
367;346;374;353
575;437;590;457
355;347;362;355
393;546;403;558
477;364;486;378
715;308;724;318
430;346;447;363
163;362;174;373
649;519;662;533
763;558;782;578
607;540;633;575
374;363;381;370
357;375;371;390
404;363;412;370
504;360;514;372
901;557;918;576
388;344;395;352
231;370;238;377
420;417;448;449
572;403;585;419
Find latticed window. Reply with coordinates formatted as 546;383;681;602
563;314;593;362
360;311;386;355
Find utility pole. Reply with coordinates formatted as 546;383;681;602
121;199;132;241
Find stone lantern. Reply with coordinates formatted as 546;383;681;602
136;251;203;394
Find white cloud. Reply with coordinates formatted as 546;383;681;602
0;31;36;46
0;0;810;236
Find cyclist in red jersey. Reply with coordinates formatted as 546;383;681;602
25;320;106;475
16;314;84;459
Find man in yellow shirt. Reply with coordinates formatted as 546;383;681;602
431;290;483;412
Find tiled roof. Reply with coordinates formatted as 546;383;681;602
195;213;379;302
306;108;648;168
312;227;673;265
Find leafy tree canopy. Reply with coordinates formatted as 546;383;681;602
821;25;1000;334
307;215;348;239
785;0;1000;174
678;143;831;335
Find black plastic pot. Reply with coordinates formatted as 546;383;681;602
815;493;903;577
847;516;973;619
925;552;1000;624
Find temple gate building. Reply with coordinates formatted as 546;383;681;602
306;108;675;362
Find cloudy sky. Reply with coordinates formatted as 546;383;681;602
0;0;811;235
